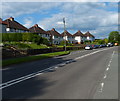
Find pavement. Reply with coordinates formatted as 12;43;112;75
1;46;119;99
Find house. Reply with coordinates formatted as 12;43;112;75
61;30;74;44
73;30;85;44
84;31;95;41
0;18;8;33
29;24;50;40
4;17;29;33
47;28;62;45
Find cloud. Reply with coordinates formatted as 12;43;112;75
1;2;118;39
23;17;33;28
2;2;61;18
36;2;118;38
2;0;119;2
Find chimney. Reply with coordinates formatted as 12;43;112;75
51;28;55;31
34;24;38;27
8;17;14;21
0;18;2;23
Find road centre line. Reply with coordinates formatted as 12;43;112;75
99;82;104;92
97;51;115;93
0;47;113;89
103;74;107;79
106;67;109;71
74;48;111;60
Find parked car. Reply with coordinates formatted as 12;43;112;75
0;43;4;47
107;43;114;47
99;44;103;48
114;43;118;46
96;45;100;48
85;45;93;50
102;44;107;47
92;45;97;49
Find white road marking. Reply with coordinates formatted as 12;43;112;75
99;82;104;92
106;51;115;72
106;67;109;71
74;48;112;61
97;51;115;94
54;66;58;69
0;47;114;89
103;74;107;79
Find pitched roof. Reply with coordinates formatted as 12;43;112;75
4;17;29;31
84;31;95;38
0;18;7;25
47;28;61;36
73;30;85;37
61;30;73;37
29;24;47;34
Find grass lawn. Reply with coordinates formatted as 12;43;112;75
26;43;49;49
2;51;70;67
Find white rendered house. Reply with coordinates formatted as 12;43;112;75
84;31;95;41
73;30;85;44
61;30;74;44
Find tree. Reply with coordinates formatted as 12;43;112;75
103;38;108;44
108;31;120;43
98;39;105;44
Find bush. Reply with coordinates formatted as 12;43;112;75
42;37;50;45
60;40;71;46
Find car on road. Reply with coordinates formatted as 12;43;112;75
107;43;114;47
92;45;97;49
85;45;93;50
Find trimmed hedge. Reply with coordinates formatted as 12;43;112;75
1;33;50;45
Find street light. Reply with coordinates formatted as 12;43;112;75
63;17;66;51
50;30;53;46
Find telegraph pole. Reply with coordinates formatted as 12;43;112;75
63;17;66;51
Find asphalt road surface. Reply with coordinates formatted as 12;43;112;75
1;46;118;99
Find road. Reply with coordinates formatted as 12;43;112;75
1;46;118;99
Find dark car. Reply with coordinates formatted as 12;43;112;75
96;45;100;48
92;45;97;49
99;44;103;48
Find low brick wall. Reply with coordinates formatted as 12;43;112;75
26;47;64;55
2;46;85;59
2;49;28;59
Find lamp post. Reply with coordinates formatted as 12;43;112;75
63;17;66;51
50;30;53;46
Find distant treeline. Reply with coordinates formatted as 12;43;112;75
1;33;50;45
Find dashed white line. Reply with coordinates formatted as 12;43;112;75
97;50;115;94
103;74;107;79
99;82;105;92
106;67;109;71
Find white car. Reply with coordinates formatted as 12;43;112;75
85;45;93;50
0;43;4;47
107;43;113;47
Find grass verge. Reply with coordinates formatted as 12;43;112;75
2;51;70;67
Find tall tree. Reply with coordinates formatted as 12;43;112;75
108;31;120;43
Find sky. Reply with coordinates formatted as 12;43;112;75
1;1;119;39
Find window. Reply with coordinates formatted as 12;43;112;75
6;28;10;32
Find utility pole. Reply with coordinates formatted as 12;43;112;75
63;17;66;51
50;30;53;46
